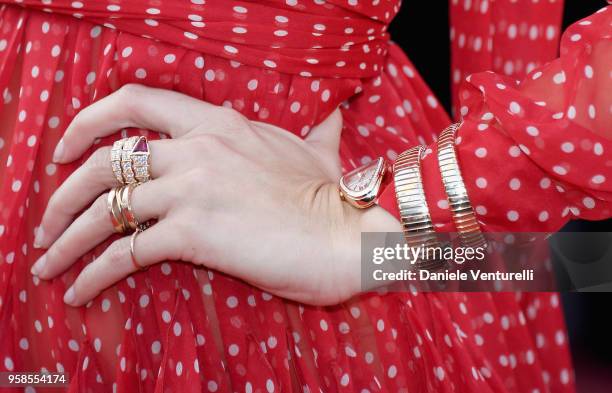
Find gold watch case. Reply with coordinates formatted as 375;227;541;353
339;157;388;209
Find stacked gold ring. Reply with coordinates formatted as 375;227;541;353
394;145;445;270
108;135;152;234
108;135;152;271
118;184;143;231
437;123;487;248
107;188;126;233
107;184;147;235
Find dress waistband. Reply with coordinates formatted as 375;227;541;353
2;0;397;79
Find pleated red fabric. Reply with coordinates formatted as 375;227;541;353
0;0;609;392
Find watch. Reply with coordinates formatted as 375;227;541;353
338;157;392;209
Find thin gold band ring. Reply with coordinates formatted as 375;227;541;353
130;228;145;270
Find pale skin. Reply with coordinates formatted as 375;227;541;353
30;84;400;307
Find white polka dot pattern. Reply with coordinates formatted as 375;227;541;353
0;2;608;393
3;0;398;78
379;5;612;238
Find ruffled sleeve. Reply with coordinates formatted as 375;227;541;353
378;5;612;233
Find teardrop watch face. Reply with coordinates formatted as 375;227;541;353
344;160;379;192
339;157;386;207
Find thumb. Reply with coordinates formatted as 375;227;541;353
305;108;343;179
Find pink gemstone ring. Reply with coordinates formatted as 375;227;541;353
110;136;152;185
130;136;151;184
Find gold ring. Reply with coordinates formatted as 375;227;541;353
130;228;145;270
130;136;151;183
111;139;126;184
437;123;487;248
111;136;152;185
121;136;139;184
118;183;141;231
107;187;126;233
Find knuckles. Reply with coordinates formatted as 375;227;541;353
105;238;129;267
179;167;214;197
83;147;111;173
189;133;228;153
114;84;147;123
190;107;250;136
214;107;248;129
89;193;110;223
166;216;202;261
115;83;146;102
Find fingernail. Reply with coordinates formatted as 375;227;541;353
33;227;44;248
53;138;64;163
63;286;76;305
31;255;47;276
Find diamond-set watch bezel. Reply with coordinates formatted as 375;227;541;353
339;157;388;209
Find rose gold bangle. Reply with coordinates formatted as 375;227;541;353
394;145;445;269
437;123;487;248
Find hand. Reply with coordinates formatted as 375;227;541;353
31;84;399;306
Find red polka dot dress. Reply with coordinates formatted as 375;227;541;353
0;1;610;392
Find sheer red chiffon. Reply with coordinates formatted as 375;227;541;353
1;0;610;392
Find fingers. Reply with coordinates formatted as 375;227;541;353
36;140;176;249
63;221;184;307
55;84;237;163
32;180;173;279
